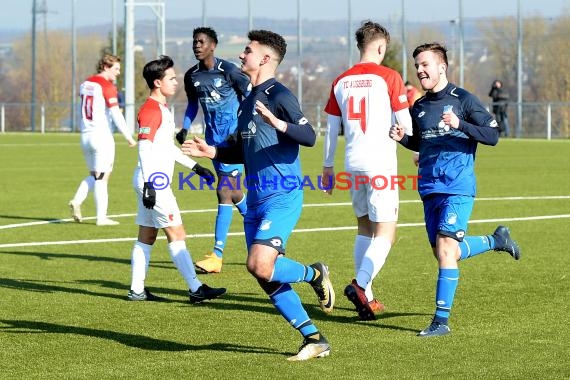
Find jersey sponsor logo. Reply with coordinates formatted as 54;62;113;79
210;90;221;101
241;120;257;139
139;126;151;135
399;94;407;103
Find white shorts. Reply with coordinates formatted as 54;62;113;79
133;168;183;229
348;170;399;223
81;132;115;173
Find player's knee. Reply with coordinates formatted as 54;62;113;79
246;258;271;281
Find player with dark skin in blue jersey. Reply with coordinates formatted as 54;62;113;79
176;27;252;274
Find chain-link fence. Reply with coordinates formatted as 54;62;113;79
1;101;569;139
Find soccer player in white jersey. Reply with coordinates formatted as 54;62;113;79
322;21;412;320
128;55;225;303
69;54;137;226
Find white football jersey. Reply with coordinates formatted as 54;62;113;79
324;62;409;172
79;75;119;134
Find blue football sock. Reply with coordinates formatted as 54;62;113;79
235;194;247;217
270;284;317;337
213;204;234;257
459;235;494;260
270;256;310;284
434;268;459;324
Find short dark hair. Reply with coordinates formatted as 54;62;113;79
142;55;174;89
355;21;390;50
247;29;287;63
412;42;449;67
193;27;218;44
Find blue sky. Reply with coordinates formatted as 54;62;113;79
1;0;569;31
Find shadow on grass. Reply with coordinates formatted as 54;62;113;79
0;278;126;301
0;214;63;223
0;319;278;354
0;250;173;269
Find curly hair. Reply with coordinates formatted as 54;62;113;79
247;29;287;63
193;27;218;44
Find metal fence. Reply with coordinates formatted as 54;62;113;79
1;101;569;139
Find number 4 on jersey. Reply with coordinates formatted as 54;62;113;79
348;96;367;133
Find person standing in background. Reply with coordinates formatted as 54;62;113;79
69;54;137;226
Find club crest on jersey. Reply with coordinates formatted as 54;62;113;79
214;78;222;87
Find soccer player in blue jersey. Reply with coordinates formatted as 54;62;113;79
182;29;335;361
389;43;521;337
175;27;252;274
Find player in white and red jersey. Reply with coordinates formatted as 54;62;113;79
69;54;137;226
322;21;412;320
128;55;224;303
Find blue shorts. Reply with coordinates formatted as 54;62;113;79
423;193;474;247
212;160;244;178
243;191;303;254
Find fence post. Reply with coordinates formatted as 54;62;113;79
316;103;321;136
41;104;45;134
546;103;552;140
1;103;4;133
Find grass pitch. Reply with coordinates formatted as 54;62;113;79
0;134;569;379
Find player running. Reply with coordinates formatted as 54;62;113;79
322;21;412;321
390;42;521;337
182;30;335;361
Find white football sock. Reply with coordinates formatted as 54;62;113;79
168;240;202;292
130;241;152;294
354;235;373;300
71;175;95;205
94;179;109;222
355;236;392;301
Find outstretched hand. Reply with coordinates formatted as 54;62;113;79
181;136;216;159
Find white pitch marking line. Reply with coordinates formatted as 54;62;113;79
1;195;569;231
0;213;569;249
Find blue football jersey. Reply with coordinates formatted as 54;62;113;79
409;83;499;198
237;78;313;206
184;58;251;147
